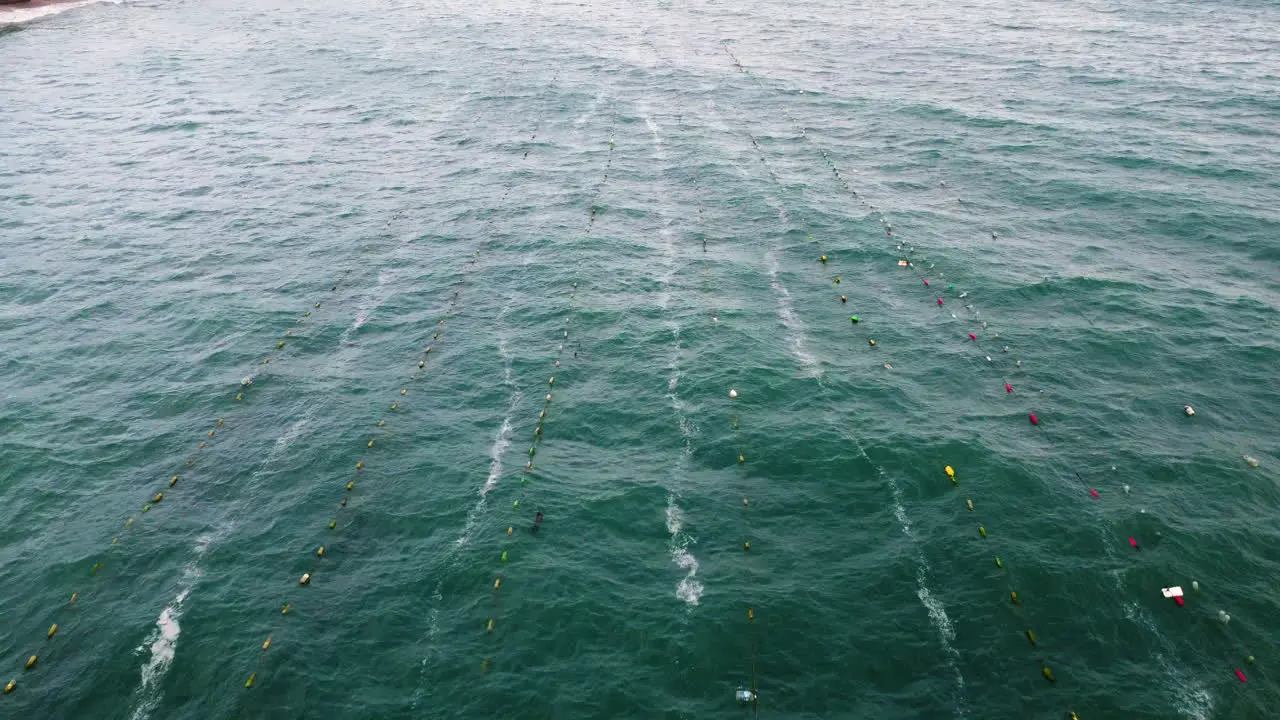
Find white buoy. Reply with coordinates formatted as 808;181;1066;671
299;573;311;585
1243;455;1260;467
729;389;738;399
735;688;756;704
1161;586;1183;598
1219;610;1231;624
1192;581;1200;592
1184;405;1195;417
545;393;552;402
1123;484;1131;494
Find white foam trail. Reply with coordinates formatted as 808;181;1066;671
646;111;704;606
127;533;216;720
341;268;395;342
854;439;967;716
667;498;703;605
767;250;819;375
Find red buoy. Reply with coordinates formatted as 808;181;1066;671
1090;489;1099;499
1235;670;1247;682
1129;537;1140;551
937;298;944;306
1174;596;1185;606
1029;412;1039;425
1005;383;1013;394
969;333;977;341
923;280;930;287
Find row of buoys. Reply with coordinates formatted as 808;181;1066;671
2;275;350;698
483;124;617;671
244;75;572;692
719;43;1079;710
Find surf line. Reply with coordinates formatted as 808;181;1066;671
703;58;973;715
484;111;618;672
238;74;570;695
0;276;348;699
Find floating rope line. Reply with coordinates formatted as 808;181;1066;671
241;72;568;694
485;108;618;672
719;42;1078;705
0;273;351;698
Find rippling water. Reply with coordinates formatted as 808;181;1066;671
2;0;1278;717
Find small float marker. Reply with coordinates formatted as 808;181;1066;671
1029;412;1039;425
1236;669;1247;683
729;389;738;399
1005;383;1013;394
922;280;929;287
1184;405;1195;417
1089;489;1099;499
1129;537;1140;551
936;298;944;306
968;333;977;341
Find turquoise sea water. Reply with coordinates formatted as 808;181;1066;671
2;0;1279;717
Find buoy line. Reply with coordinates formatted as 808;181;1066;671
483;106;619;674
237;70;574;694
0;273;352;698
717;42;1258;710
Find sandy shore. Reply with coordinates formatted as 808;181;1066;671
0;0;102;23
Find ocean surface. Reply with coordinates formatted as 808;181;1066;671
2;0;1279;717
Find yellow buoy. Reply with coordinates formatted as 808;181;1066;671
401;388;407;395
868;339;876;346
198;441;206;449
744;541;751;552
738;454;745;464
69;592;78;604
494;578;502;590
299;573;311;585
486;619;494;633
281;603;291;615
1042;666;1055;682
47;624;58;639
367;440;374;448
346;481;354;491
995;556;1003;568
328;520;336;529
316;546;325;558
1010;591;1020;605
170;475;178;487
820;255;827;264
506;527;513;536
3;679;14;693
277;340;285;349
979;526;987;538
356;461;364;470
153;493;164;504
376;420;384;427
747;608;755;620
1026;630;1037;647
340;497;347;507
945;465;955;478
549;376;555;385
245;673;257;688
216;418;224;426
262;637;272;651
235;393;243;401
24;656;36;670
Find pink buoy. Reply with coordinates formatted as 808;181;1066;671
1090;489;1099;499
1129;537;1140;551
937;298;944;306
1029;412;1039;425
1235;670;1247;683
1005;383;1013;394
968;333;977;341
923;280;930;287
1174;596;1184;606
